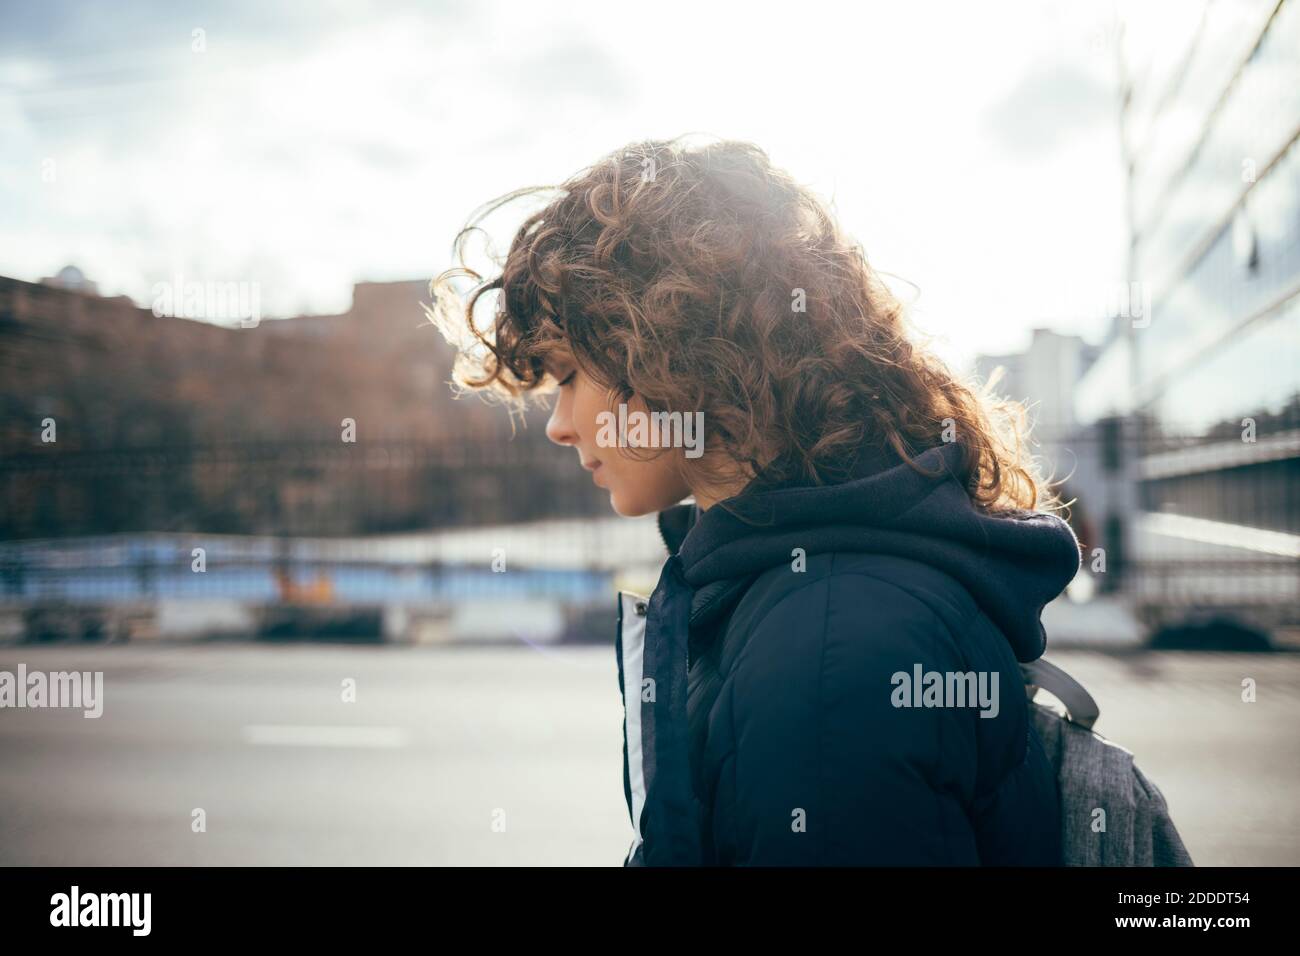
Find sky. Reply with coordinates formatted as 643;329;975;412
1;0;1130;368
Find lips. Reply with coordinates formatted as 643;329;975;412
581;458;602;472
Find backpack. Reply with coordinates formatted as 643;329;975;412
1022;657;1195;866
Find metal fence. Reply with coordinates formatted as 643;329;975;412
1;429;1296;645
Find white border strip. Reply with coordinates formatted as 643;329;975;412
618;591;648;864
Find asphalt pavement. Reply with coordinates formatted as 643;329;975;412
1;642;1296;865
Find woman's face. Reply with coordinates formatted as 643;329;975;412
544;351;692;517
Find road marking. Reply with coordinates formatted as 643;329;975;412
242;725;409;748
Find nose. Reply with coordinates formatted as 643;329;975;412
546;390;576;447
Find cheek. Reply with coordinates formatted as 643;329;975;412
604;450;689;514
570;383;609;442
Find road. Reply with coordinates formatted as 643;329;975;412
1;642;1296;865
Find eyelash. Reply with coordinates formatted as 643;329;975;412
558;370;576;387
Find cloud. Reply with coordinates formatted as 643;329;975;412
983;60;1115;155
0;0;1127;367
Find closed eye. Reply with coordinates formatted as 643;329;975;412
557;369;576;387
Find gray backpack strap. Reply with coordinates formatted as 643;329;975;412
1022;658;1100;731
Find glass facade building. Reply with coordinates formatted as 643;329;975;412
1074;0;1299;635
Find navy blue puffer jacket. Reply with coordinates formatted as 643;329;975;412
614;439;1082;865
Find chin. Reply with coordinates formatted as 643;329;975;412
608;492;655;518
608;486;687;518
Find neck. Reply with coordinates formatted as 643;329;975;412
686;451;759;512
690;475;754;512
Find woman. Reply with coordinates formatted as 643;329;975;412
430;138;1081;866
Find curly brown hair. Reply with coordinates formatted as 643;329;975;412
428;137;1057;514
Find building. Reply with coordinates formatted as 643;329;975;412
39;264;100;297
1072;0;1300;639
974;328;1102;446
0;271;590;540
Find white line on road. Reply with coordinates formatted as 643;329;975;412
242;725;410;748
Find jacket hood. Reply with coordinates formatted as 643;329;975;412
621;437;1081;865
657;439;1081;663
